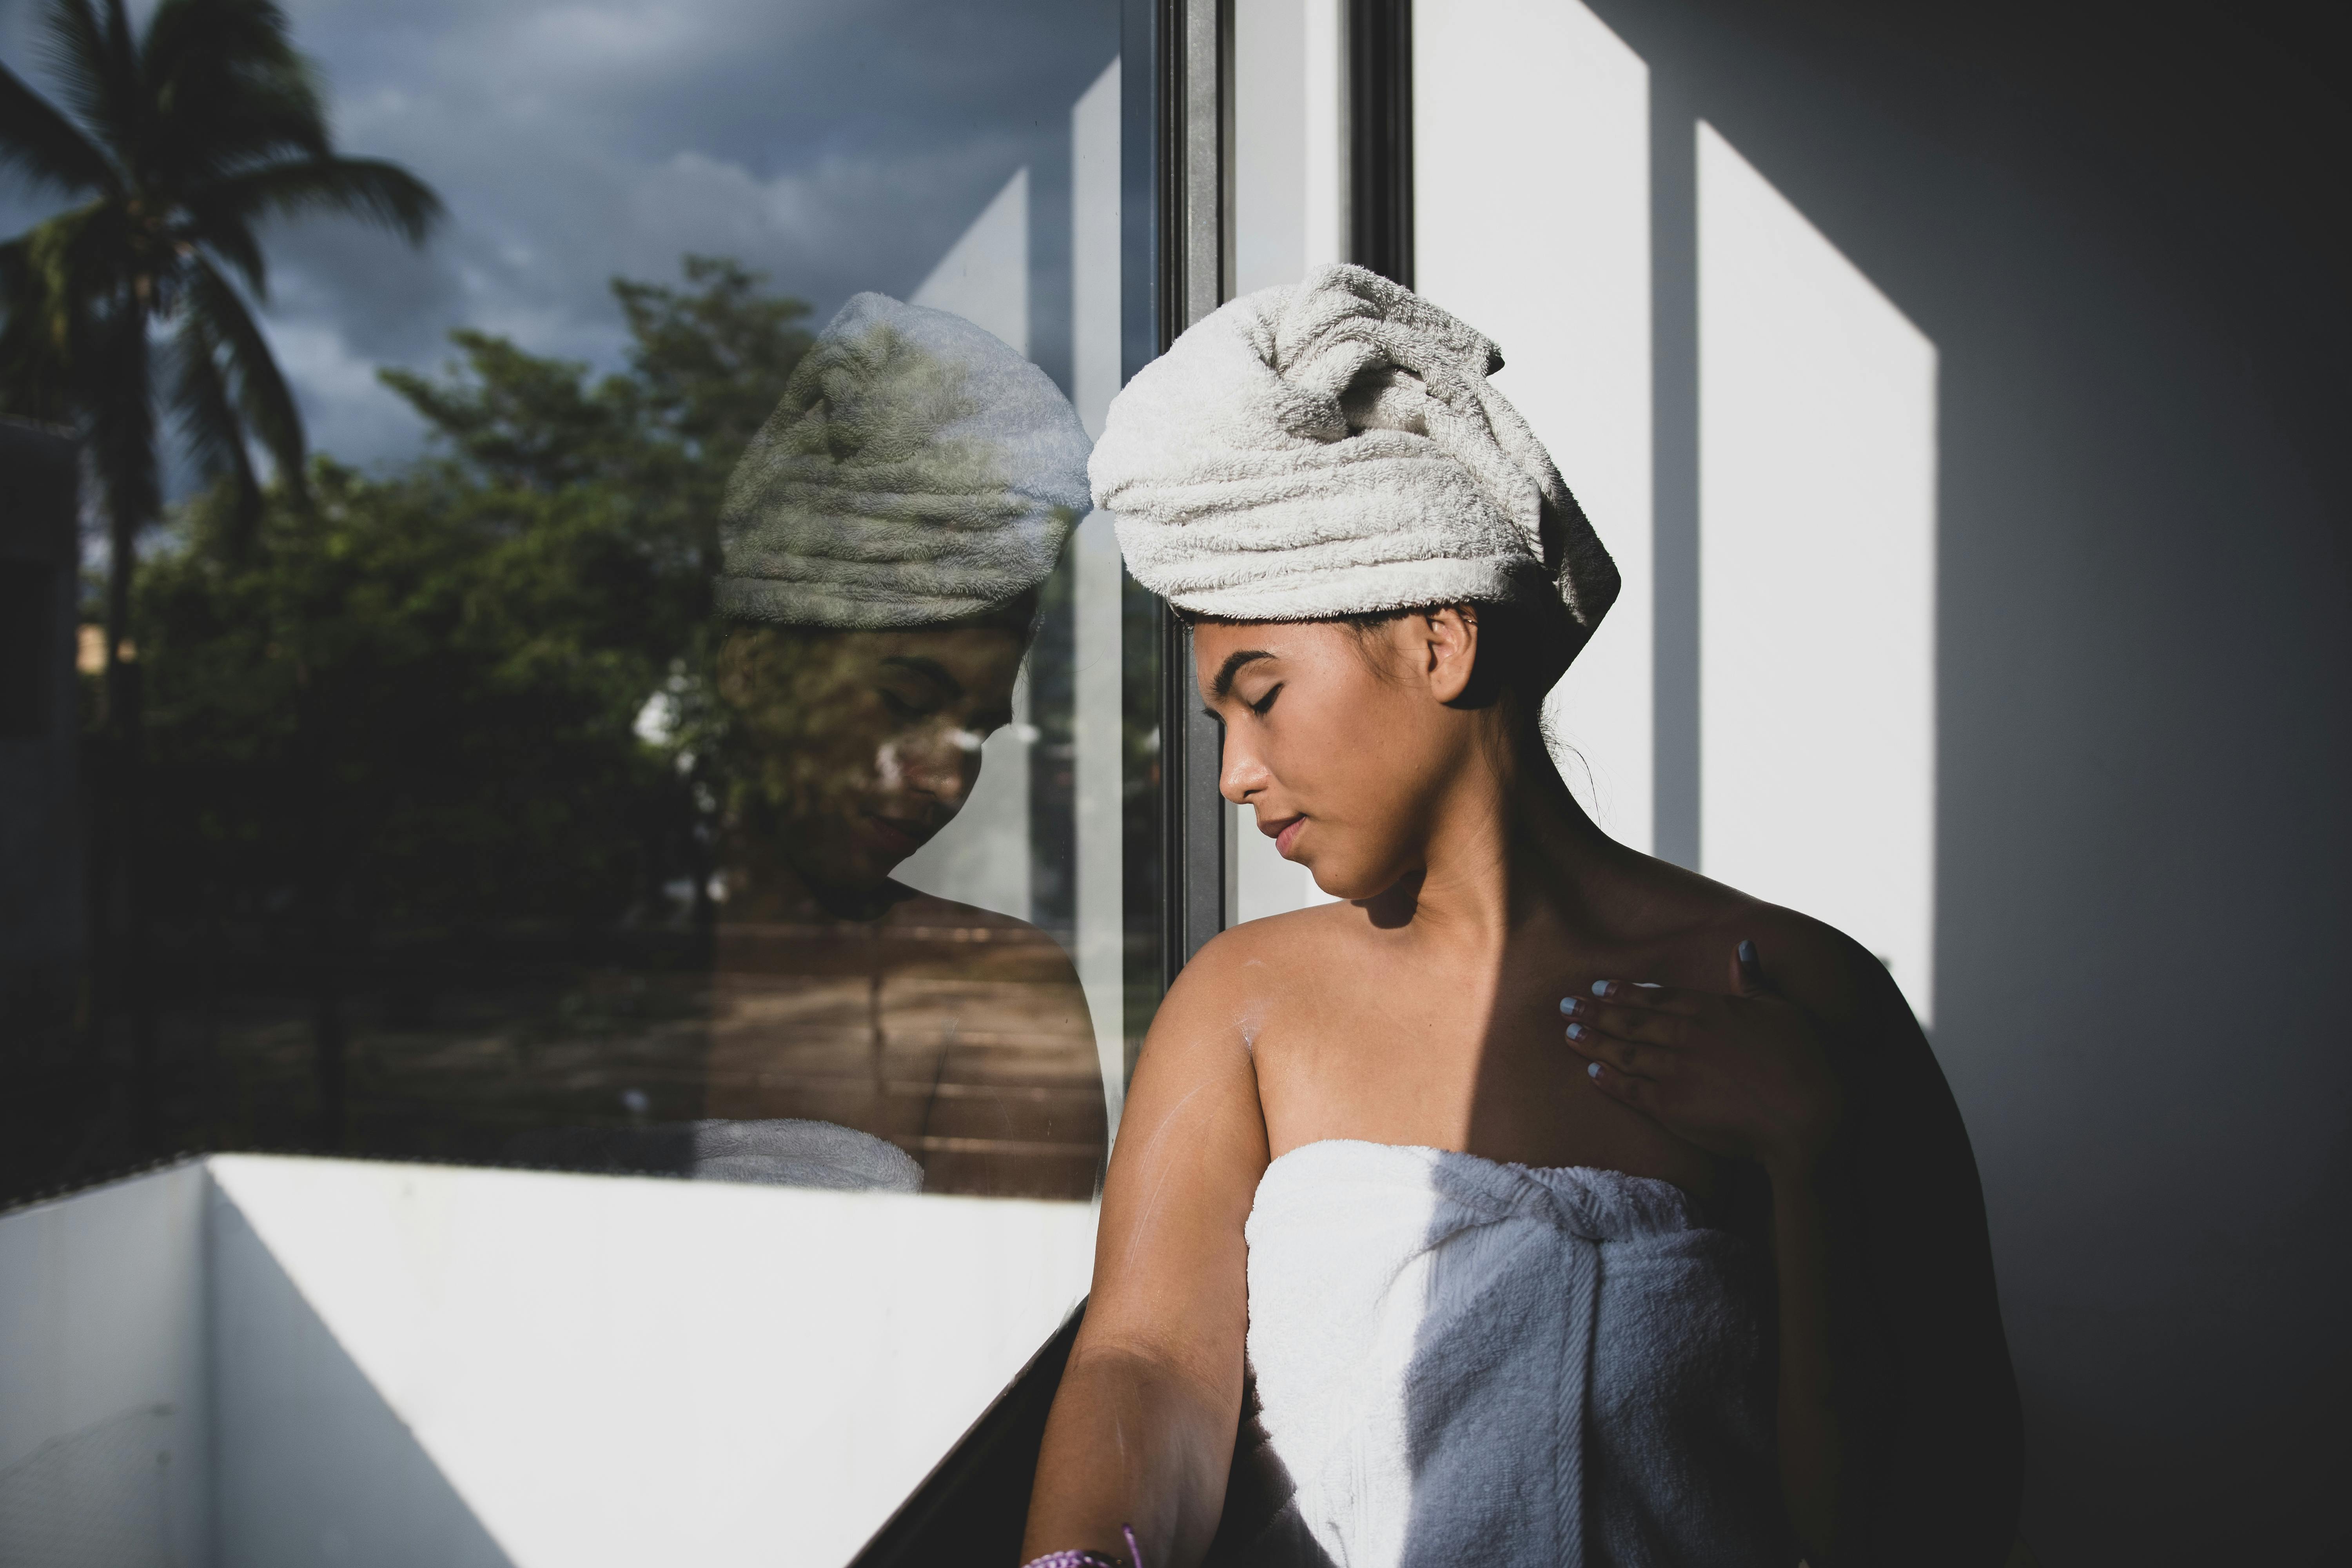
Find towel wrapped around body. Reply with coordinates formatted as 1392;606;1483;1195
1234;1140;1792;1567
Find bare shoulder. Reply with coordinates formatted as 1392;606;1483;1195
1736;902;1918;1046
1154;902;1351;1019
1632;854;1919;1052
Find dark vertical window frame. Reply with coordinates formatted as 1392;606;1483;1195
1151;0;1231;991
1118;0;1173;1072
1348;0;1414;287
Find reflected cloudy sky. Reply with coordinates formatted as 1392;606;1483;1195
0;0;1116;466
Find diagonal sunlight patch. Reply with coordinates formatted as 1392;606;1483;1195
1414;0;1656;853
1696;123;1939;1026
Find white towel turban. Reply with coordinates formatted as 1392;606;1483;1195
1090;264;1618;654
715;293;1093;629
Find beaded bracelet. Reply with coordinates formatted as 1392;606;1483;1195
1020;1523;1142;1568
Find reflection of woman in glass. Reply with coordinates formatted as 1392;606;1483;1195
1025;268;2019;1565
699;294;1106;1200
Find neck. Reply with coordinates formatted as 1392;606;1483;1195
1374;719;1628;953
725;829;907;924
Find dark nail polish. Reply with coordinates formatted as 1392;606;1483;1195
1738;939;1759;966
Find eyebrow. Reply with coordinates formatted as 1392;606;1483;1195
879;655;962;700
1209;648;1274;703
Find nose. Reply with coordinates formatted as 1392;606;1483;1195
891;720;982;810
1219;727;1271;806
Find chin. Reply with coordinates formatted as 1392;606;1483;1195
1303;858;1379;903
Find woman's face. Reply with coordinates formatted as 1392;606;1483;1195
1194;613;1484;903
719;620;1027;898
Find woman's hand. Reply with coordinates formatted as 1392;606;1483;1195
1561;939;1845;1177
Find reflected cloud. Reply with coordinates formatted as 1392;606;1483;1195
0;0;1118;468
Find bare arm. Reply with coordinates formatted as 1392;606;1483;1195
1021;936;1272;1565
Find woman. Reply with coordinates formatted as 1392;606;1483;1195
511;294;1109;1198
697;292;1108;1199
1020;267;2020;1565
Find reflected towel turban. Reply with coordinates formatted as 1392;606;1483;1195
715;293;1093;629
1090;264;1618;653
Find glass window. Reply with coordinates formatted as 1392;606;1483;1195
0;2;1145;1256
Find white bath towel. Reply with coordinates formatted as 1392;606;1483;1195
715;293;1092;629
1089;265;1617;653
1237;1140;1791;1567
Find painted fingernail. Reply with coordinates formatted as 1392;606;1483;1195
1587;1061;1604;1079
1592;980;1614;998
1738;938;1759;966
1565;1022;1587;1041
1559;996;1583;1016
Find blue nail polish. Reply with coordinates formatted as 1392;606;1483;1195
1588;1061;1603;1079
1738;938;1759;965
1592;980;1612;997
1565;1022;1586;1041
1559;996;1582;1016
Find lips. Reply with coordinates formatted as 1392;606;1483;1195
1270;816;1307;859
859;812;932;858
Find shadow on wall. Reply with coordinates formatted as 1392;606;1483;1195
209;1191;515;1568
1571;0;2352;1563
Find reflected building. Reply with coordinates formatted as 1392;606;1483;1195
693;294;1106;1200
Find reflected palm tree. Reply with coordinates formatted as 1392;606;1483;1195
0;0;441;705
0;0;440;1140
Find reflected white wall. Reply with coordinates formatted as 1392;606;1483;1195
1696;123;1937;1022
1415;0;1656;850
895;167;1037;920
911;167;1031;357
1071;61;1128;1128
1071;64;1123;439
892;670;1035;919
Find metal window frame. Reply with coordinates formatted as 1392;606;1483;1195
1126;0;1233;991
1136;0;1417;995
1349;0;1414;288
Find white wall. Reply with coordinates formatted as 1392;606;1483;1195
1695;124;1938;1023
0;1163;211;1568
895;162;1040;922
1415;0;1658;851
209;1156;1094;1568
2;1157;1097;1568
1423;0;2352;1557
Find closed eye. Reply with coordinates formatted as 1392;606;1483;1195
1247;682;1283;718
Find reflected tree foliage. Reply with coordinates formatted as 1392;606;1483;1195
36;258;810;1178
44;261;1114;1205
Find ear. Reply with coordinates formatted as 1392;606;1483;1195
1419;607;1480;704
